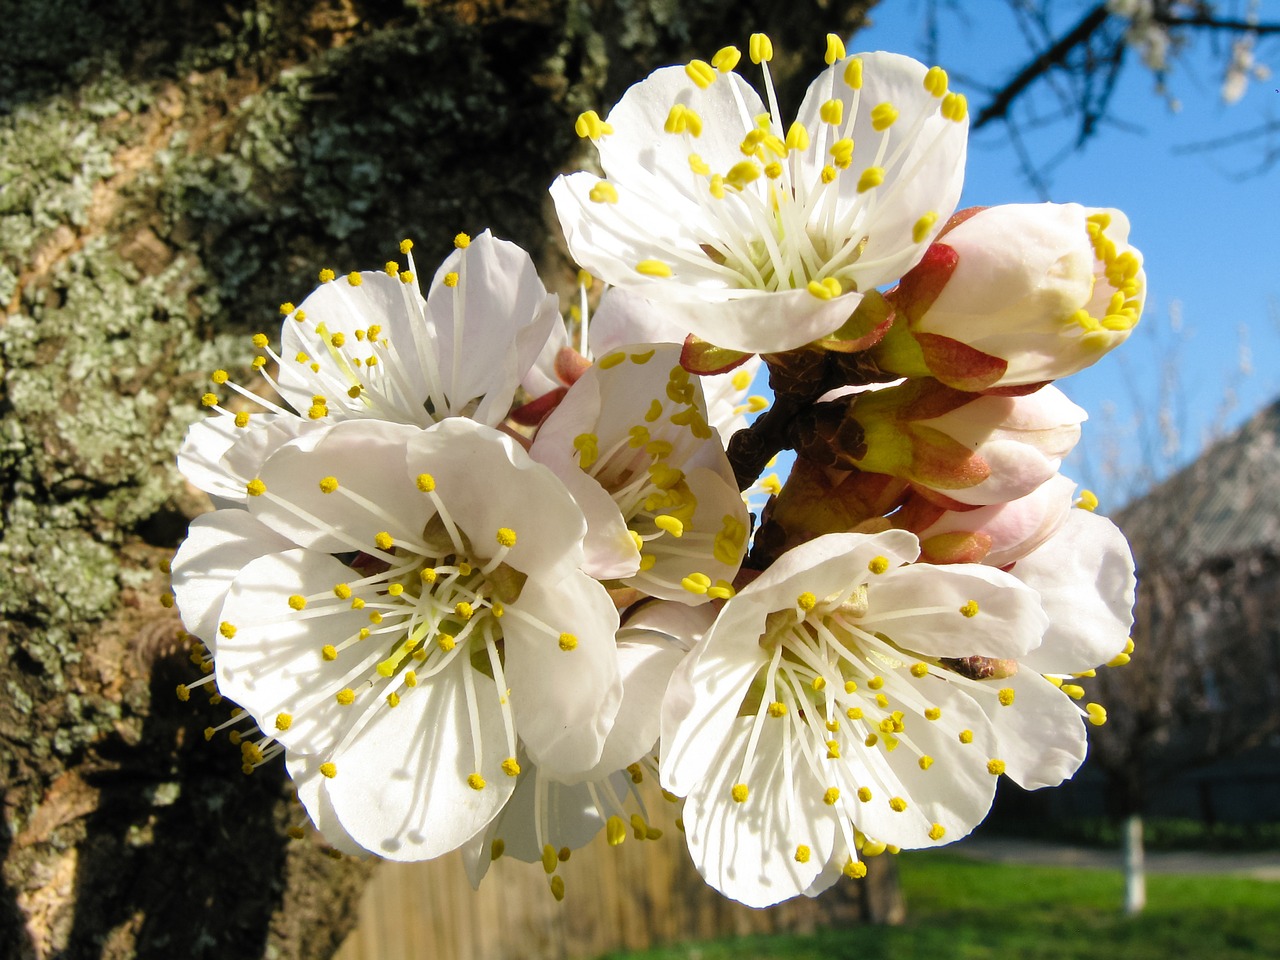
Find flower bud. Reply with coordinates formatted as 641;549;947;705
876;203;1145;389
813;379;1085;507
894;473;1076;566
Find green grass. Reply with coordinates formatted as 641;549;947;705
596;854;1280;960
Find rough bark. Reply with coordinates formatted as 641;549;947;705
0;1;880;957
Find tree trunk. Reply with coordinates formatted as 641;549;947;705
0;2;877;956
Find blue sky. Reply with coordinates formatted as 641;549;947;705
829;3;1280;508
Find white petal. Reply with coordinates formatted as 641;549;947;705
251;420;429;553
682;716;836;907
502;571;622;779
864;563;1048;659
171;509;296;645
1014;510;1136;673
981;670;1087;789
409;419;589;577
324;653;514;861
587;633;687;776
287;754;369;857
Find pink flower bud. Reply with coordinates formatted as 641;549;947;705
896;473;1076;566
878;203;1145;389
849;380;1085;506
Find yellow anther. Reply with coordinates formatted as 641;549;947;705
959;600;979;618
317;475;339;494
201;393;219;408
496;527;517;548
681;576;710;596
1062;684;1086;700
320;762;337;778
870;102;899;131
929;823;946;841
454;601;474;621
688;153;711;176
712;45;741;72
768;701;787;718
558;632;578;652
865;734;878;747
819;99;844;126
725;160;761;190
211;369;231;386
830;137;854;168
846;707;863;721
923;65;949;97
987;759;1007;776
279;301;296;316
435;633;456;652
335;688;355;706
958;729;974;744
730;783;749;803
636;259;674;278
998;688;1016;706
686;59;716;88
844;860;868;879
574;110;614;139
749;33;773;64
867;676;884;691
589;181;618;204
844;680;858;694
374;531;395;551
857;786;873;803
386;691;400;708
218;621;237;639
346;272;363;286
844;57;863;89
405;670;418;686
825;33;846;65
233;411;251;428
856;166;885;193
384;260;398;277
1087;703;1108;726
1124;638;1135;655
419;567;437;583
1108;652;1132;668
654;515;684;538
826;740;841;759
288;594;307;611
1077;489;1100;512
467;773;485;791
318;268;335;283
807;277;842;300
919;755;934;770
399;270;414;284
912;211;939;244
663;103;703;137
911;663;929;678
321;644;337;661
889;796;908;812
812;676;827;692
941;91;968;122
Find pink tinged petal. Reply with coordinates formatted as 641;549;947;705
287;755;369;857
279;270;432;423
214;549;386;756
521;311;572;398
324;653;514;861
251;420;430;553
170;509;295;645
980;670;1087;790
424;231;560;426
502;571;622;779
842;677;997;849
682;716;838;907
793;52;968;289
864;563;1048;660
1013;510;1136;674
409;419;589;578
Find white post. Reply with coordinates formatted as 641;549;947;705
1123;813;1147;915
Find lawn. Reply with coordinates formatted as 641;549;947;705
596;853;1280;960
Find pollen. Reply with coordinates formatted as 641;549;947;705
654;515;684;538
685;58;716;88
318;476;339;493
807;277;842;300
823;786;840;805
1078;489;1100;512
857;166;885;193
819;99;844;126
1087;703;1109;726
889;796;908;812
275;713;293;731
321;644;337;661
911;662;929;678
320;762;337;778
443;272;459;288
749;32;773;64
201;393;219;408
987;759;1007;776
857;787;873;802
558;632;578;652
288;594;307;611
998;688;1016;706
768;701;787;718
731;783;749;803
336;688;356;705
219;622;237;639
495;527;518;548
958;729;974;744
234;411;250;427
959;600;980;618
437;634;456;652
467;773;486;791
346;272;363;286
455;601;474;620
574;110;614;140
929;823;947;841
923;65;949;97
912;212;939;244
919;755;934;770
453;232;471;249
502;757;521;777
942;91;968;122
925;707;941;721
712;45;741;72
844;860;868;879
846;707;863;720
589;181;619;204
843;56;863;89
867;676;884;690
825;33;846;64
844;680;858;693
375;531;395;550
